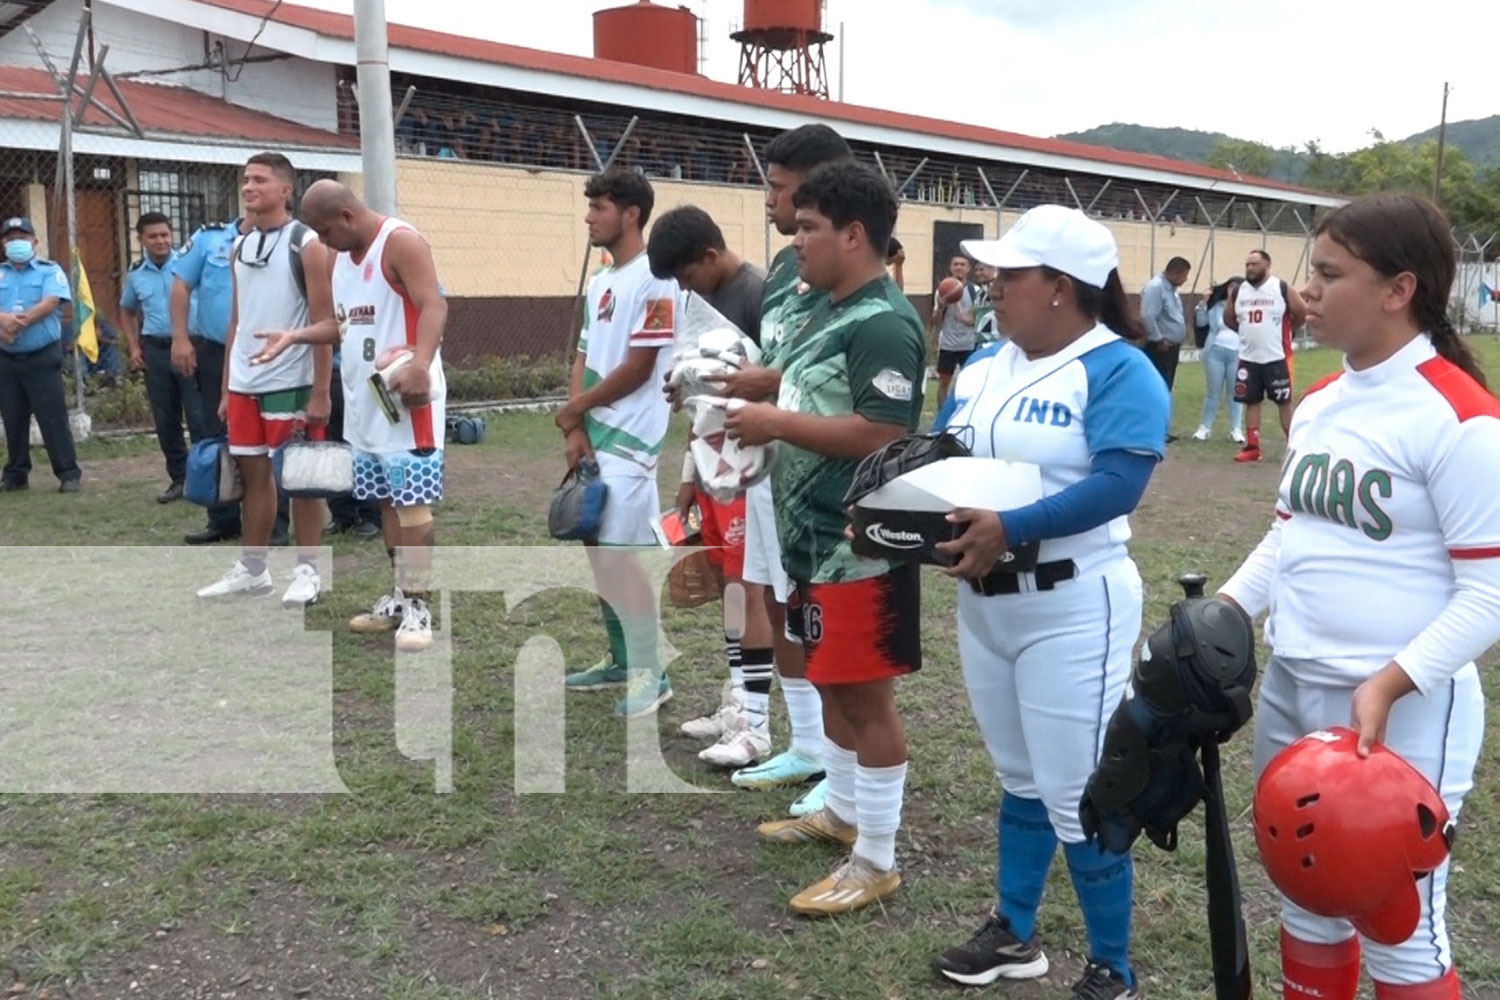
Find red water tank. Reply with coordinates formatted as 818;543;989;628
742;0;823;34
593;1;699;76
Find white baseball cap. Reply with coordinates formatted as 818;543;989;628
961;204;1120;289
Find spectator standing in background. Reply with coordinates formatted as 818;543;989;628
1140;255;1191;441
1191;277;1246;443
120;211;206;504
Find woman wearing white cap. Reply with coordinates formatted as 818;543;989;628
928;205;1170;999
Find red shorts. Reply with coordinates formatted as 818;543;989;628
695;488;746;579
786;562;922;685
227;386;319;456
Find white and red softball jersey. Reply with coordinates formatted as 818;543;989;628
1222;334;1500;691
1234;275;1293;364
334;217;446;453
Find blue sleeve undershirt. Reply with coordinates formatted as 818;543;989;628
999;449;1157;547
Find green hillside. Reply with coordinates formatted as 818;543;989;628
1059;117;1500;176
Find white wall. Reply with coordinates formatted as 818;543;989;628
0;1;337;133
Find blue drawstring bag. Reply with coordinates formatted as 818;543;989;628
548;459;609;541
446;414;486;445
185;436;242;507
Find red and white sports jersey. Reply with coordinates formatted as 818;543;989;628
334;217;446;453
1234;275;1292;364
1223;335;1500;691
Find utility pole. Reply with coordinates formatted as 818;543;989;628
353;0;397;213
1434;81;1450;205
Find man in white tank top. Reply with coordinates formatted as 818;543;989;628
1224;249;1307;462
250;180;449;654
196;153;335;610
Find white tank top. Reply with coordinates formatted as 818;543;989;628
1234;275;1290;364
333;217;447;453
229;220;316;394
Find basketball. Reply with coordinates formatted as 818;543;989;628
937;277;964;304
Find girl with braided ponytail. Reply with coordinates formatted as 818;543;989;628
1218;192;1500;1000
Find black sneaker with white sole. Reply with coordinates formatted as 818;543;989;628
1071;960;1139;1000
933;911;1048;986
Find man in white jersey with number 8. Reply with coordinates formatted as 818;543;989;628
251;180;448;652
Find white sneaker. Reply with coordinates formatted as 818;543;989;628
396;596;433;652
197;560;274;599
1192;425;1211;441
1231;428;1247;444
282;563;322;609
680;681;745;741
351;589;405;633
698;715;772;767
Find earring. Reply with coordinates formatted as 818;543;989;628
1051;299;1060;308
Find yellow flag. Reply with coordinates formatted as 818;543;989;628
71;248;98;364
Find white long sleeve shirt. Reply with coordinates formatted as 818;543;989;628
1221;335;1500;693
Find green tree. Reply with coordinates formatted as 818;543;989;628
1206;138;1276;179
1300;139;1348;191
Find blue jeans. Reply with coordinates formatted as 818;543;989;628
1200;343;1243;434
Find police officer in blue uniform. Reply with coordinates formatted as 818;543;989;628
171;214;288;544
0;216;81;492
121;211;206;503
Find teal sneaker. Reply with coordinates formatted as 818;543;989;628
565;655;629;692
730;748;824;790
614;670;673;718
788;776;829;817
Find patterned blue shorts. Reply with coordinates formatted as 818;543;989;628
353;449;444;507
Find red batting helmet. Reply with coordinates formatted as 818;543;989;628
1253;727;1453;945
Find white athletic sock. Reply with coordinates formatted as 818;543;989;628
780;676;825;757
853;761;908;872
740;648;774;729
726;633;743;691
822;737;858;827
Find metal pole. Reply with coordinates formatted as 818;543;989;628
1085;179;1113;214
565;116;638;358
1434;82;1450;205
976;167;1002;237
1062;177;1085;212
896;156;929;199
70;43;107;127
1134;188;1158;273
353;0;398;213
742;134;770;266
393;84;416;128
838;21;845;102
63;97;83;413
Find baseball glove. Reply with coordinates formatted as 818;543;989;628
843;427;973;507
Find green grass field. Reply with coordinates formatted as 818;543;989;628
3;338;1500;1000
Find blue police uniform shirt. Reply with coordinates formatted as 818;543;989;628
0;257;72;354
173;219;240;344
120;251;179;339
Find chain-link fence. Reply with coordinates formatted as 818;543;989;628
378;81;1332;379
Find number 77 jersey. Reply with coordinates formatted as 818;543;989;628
334;217;447;453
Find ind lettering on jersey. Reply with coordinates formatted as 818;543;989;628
1286;450;1393;541
346;304;376;326
1011;395;1073;427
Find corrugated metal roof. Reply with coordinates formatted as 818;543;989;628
184;0;1328;201
0;64;356;149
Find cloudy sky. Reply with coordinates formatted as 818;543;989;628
299;0;1496;153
